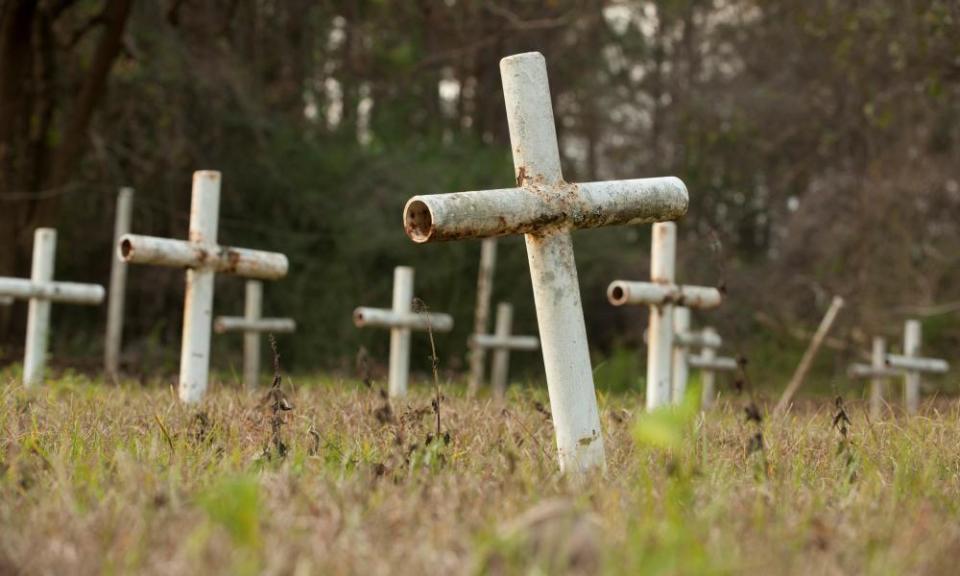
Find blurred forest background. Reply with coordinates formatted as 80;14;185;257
1;0;958;392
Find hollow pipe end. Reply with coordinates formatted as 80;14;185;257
403;197;434;243
607;281;629;306
352;308;366;327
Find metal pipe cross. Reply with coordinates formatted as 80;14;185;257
607;222;723;411
848;337;899;419
469;302;540;399
118;171;289;403
671;310;736;408
886;320;949;415
353;266;453;398
402;52;688;474
214;279;296;390
0;228;104;386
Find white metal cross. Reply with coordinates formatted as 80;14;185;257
353;266;453;398
886;319;948;414
214;279;296;390
401;52;688;474
848;336;899;419
671;310;737;409
469;301;539;399
0;228;104;386
118;170;289;403
607;222;722;411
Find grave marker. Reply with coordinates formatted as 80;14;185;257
607;222;722;411
469;302;539;399
671;309;737;408
118;170;289;403
887;319;948;415
214;279;296;390
353;266;453;398
848;337;898;419
401;52;688;473
0;228;104;386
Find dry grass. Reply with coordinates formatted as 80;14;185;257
2;370;960;575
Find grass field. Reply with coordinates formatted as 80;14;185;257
2;370;960;575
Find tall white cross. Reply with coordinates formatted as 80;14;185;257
469;301;539;399
118;170;289;403
104;187;134;380
467;238;498;395
401;52;688;474
0;228;104;386
886;319;949;414
353;266;453;398
214;279;296;390
607;222;722;411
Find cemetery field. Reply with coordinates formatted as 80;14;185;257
2;376;960;575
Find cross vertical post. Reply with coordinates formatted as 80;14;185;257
105;187;134;379
389;266;414;398
671;306;691;404
903;320;921;414
648;222;677;410
700;328;719;409
869;337;887;419
180;172;221;403
243;280;263;389
24;229;56;386
467;238;498;396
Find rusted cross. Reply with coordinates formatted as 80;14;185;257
401;52;688;474
118;171;289;403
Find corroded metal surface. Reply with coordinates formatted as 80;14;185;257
606;281;722;308
0;277;105;305
119;234;288;280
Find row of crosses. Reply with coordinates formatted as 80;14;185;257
0;52;952;477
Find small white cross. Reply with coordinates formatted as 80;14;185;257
118;170;289;403
469;301;539;399
0;228;104;386
214;279;296;390
353;266;453;398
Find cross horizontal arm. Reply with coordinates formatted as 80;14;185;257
471;333;540;351
886;354;949;374
353;307;454;332
848;363;901;379
0;277;104;305
214;316;296;334
119;234;288;280
689;355;738;371
675;330;723;349
403;177;687;243
607;281;722;308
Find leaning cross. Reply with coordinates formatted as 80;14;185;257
118;170;289;403
886;319;949;415
353;266;453;398
607;222;722;411
214;280;296;390
469;301;539;399
0;228;104;386
402;52;688;474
